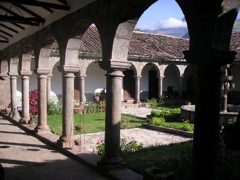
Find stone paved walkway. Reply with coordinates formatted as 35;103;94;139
75;107;192;153
0;117;109;180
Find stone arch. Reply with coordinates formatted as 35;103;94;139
182;65;197;101
112;20;138;61
163;64;180;97
141;63;160;100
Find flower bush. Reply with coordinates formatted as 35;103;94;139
29;89;38;117
96;140;105;156
151;117;166;126
96;138;144;156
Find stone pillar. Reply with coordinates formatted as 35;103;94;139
79;75;86;104
98;70;125;169
9;76;17;112
134;76;141;104
47;74;53;101
192;65;222;180
158;76;164;98
19;72;32;123
58;67;76;147
35;69;51;133
179;76;184;98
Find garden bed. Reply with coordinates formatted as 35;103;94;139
142;123;193;138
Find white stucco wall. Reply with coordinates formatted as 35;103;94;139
140;65;149;92
163;65;180;92
85;62;106;93
51;61;62;96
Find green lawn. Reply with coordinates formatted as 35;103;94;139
45;112;145;135
124;140;240;179
124;141;193;179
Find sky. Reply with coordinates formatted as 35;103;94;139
136;0;186;31
136;0;240;31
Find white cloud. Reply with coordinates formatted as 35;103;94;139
140;17;187;31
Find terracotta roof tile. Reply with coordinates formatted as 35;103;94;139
56;26;240;61
80;26;189;60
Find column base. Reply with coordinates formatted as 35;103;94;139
97;156;127;171
57;136;75;148
34;124;51;133
134;100;141;104
19;117;30;124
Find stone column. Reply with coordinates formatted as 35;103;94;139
158;76;164;98
9;75;17;112
98;70;125;169
35;69;51;133
19;72;32;123
79;75;86;104
47;74;53;101
58;68;76;147
134;76;141;104
179;76;184;98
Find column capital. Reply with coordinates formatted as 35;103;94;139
78;75;87;79
134;75;142;79
107;70;124;77
35;69;51;75
58;65;80;73
47;73;53;78
0;73;9;80
19;71;32;76
100;60;132;71
8;72;18;76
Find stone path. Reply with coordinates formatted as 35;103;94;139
0;117;108;180
75;107;192;153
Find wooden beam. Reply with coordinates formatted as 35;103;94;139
1;0;70;10
0;30;13;37
11;23;25;30
14;4;45;23
0;23;18;33
0;15;41;25
0;40;9;43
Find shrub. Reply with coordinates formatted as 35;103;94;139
98;100;106;112
29;89;38;117
121;116;131;129
147;98;159;108
169;108;181;114
47;100;62;115
96;138;144;157
120;138;144;153
151;110;167;117
96;140;105;156
86;102;99;113
151;117;166;126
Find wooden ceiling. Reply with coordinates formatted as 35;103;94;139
0;0;70;43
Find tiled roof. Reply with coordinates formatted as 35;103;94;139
80;26;189;60
231;33;240;59
70;26;240;61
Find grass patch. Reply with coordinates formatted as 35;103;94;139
124;141;193;179
45;112;145;135
124;140;240;179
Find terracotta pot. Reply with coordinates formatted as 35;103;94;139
75;125;84;131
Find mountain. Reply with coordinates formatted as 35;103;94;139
142;18;240;39
233;19;240;33
144;27;188;38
